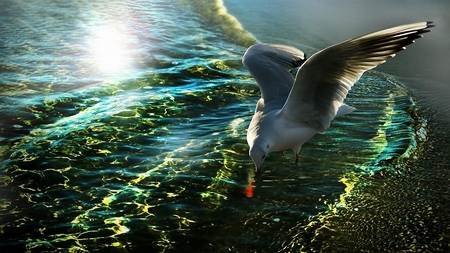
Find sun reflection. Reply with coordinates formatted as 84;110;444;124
87;26;134;78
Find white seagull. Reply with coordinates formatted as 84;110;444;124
243;21;433;197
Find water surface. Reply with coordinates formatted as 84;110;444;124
1;0;449;252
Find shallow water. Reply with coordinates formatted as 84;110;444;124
1;0;450;252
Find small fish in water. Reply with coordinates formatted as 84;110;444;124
244;179;256;198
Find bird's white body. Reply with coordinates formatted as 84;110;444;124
247;103;317;155
243;22;433;175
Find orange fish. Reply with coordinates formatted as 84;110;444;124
244;180;256;198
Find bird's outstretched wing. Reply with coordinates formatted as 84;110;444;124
242;44;306;103
280;21;434;132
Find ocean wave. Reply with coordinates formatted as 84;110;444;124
178;0;257;47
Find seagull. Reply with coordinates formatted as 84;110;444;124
243;21;433;197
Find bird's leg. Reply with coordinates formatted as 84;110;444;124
295;153;299;163
280;150;285;157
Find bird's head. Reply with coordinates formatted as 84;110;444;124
249;142;269;171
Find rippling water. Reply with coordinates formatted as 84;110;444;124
1;0;449;252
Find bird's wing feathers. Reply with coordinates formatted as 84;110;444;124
242;44;306;103
280;21;434;132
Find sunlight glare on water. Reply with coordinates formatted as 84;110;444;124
87;25;133;77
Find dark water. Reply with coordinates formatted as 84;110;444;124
1;0;449;252
225;0;450;252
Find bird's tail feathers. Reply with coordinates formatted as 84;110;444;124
334;103;356;118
